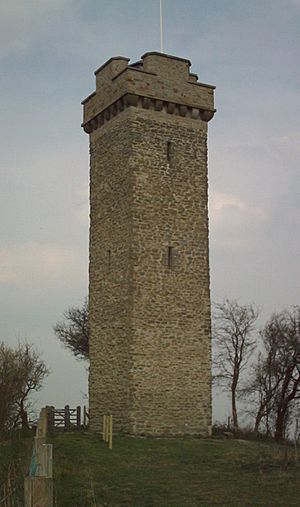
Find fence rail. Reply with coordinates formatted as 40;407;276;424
47;405;89;431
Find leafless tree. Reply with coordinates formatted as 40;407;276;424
244;307;300;440
54;299;89;360
0;342;49;432
15;343;49;429
0;343;22;431
242;347;282;436
266;308;300;440
213;299;259;429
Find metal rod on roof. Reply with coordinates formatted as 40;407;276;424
160;0;164;53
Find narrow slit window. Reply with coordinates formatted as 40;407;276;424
167;141;171;164
167;246;174;269
107;249;111;272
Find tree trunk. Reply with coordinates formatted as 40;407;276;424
254;413;261;434
232;388;238;429
20;400;29;430
275;408;286;440
266;411;270;436
254;400;268;435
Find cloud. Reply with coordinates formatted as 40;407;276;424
270;130;300;148
72;183;89;226
0;242;85;285
0;0;74;58
209;192;268;250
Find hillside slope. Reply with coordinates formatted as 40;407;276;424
49;432;300;506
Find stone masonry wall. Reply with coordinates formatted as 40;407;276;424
129;109;211;436
88;111;134;432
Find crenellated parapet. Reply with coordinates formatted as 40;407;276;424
82;52;215;134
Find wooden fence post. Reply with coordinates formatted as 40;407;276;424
102;414;113;448
76;406;81;430
105;415;109;443
25;407;53;506
40;444;53;478
44;444;53;478
34;436;46;476
24;476;53;507
46;406;55;431
83;406;87;428
36;408;47;438
103;415;106;441
64;405;70;431
109;415;113;450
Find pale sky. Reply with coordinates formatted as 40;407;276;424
0;0;299;421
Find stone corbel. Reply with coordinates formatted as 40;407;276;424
82;94;216;133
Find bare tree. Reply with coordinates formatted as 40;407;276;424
0;343;22;431
15;343;49;429
243;348;282;436
244;307;300;440
213;299;259;429
0;342;49;431
266;308;300;440
54;299;89;360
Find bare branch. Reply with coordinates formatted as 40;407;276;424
53;299;89;360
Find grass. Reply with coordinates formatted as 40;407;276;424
1;430;299;506
0;431;33;505
49;432;300;506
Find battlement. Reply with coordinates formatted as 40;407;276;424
82;52;215;134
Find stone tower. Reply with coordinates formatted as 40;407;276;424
82;52;215;436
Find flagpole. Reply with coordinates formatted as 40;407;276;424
160;0;164;53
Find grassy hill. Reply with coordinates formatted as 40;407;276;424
1;431;300;506
49;432;300;506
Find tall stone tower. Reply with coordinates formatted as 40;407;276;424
82;52;215;436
